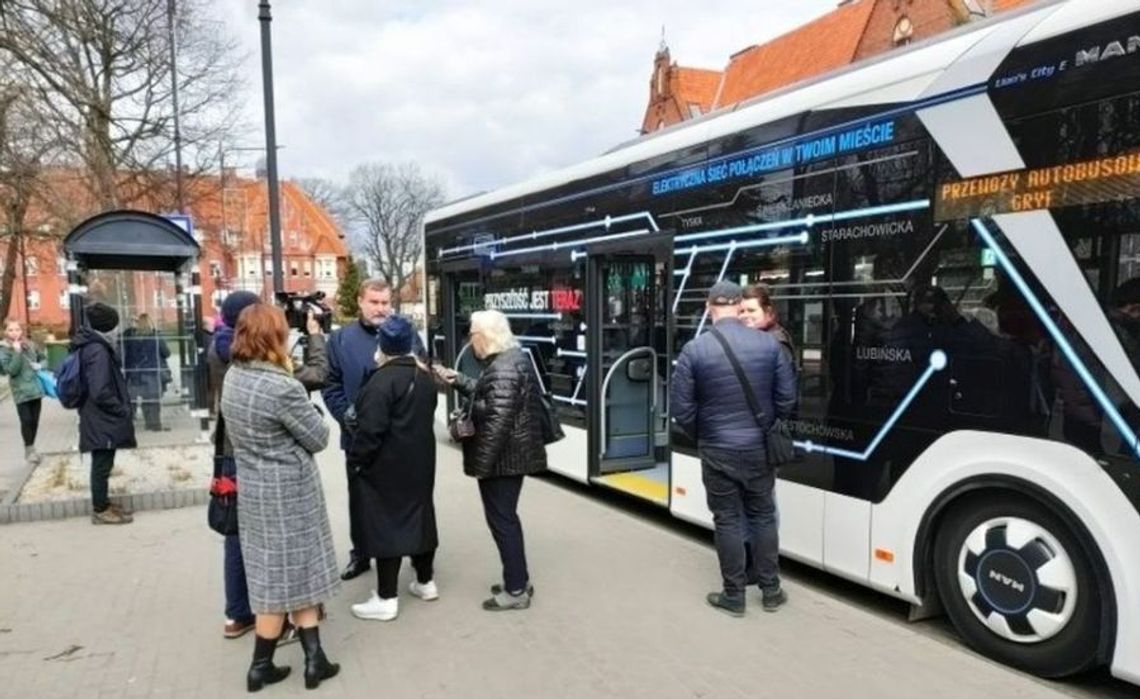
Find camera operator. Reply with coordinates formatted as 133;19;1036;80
322;279;425;581
209;290;330;642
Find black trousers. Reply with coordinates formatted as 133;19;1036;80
90;449;116;512
344;454;365;560
376;551;435;599
477;475;529;594
16;398;42;447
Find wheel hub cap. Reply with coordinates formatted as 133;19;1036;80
956;516;1078;644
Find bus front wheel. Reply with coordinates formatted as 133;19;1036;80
932;493;1103;678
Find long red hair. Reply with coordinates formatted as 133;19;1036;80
231;303;291;370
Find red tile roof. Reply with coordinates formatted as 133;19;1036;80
713;0;877;109
673;66;722;115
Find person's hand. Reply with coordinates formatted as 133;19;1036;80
30;362;42;371
433;365;458;384
306;312;323;336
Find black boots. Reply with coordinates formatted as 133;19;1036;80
298;626;340;690
247;634;291;693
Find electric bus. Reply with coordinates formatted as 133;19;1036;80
423;0;1140;684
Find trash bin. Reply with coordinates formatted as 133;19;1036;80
44;341;70;373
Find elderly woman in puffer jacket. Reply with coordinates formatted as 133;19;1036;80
439;309;547;611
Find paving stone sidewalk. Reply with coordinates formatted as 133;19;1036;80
0;412;1096;698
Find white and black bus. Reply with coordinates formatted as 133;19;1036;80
424;0;1140;684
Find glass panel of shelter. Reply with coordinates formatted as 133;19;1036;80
82;268;199;441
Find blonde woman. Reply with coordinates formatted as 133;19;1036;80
347;315;440;622
1;319;45;464
220;303;339;691
439;309;547;611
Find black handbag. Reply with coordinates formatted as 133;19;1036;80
710;328;796;466
207;414;239;536
448;403;475;442
537;388;565;445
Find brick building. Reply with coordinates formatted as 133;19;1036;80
641;0;1034;134
0;170;349;332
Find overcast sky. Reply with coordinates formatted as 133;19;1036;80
212;1;839;202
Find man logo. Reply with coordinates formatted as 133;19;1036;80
1075;35;1140;68
988;568;1026;593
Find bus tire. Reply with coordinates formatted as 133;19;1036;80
932;493;1102;678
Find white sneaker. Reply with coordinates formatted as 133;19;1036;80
351;591;398;621
409;580;439;601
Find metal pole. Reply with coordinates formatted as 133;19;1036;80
259;0;284;296
167;0;185;213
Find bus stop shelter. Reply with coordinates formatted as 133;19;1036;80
62;210;210;441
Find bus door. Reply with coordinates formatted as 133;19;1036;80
439;260;485;418
586;242;673;504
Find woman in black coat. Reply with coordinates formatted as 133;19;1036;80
441;309;547;611
347;315;440;623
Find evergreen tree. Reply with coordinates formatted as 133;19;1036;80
336;256;363;320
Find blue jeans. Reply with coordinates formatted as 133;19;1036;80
220;455;253;622
224;535;253;622
700;446;779;599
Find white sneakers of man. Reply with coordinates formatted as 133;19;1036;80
351;592;398;621
409;580;439;601
352;581;438;621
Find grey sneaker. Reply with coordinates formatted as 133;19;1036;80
91;507;133;525
24;446;41;465
482;589;531;611
761;587;788;612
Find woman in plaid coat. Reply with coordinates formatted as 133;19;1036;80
220;304;340;692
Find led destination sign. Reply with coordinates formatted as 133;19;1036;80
935;152;1140;221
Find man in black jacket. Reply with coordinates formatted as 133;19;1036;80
74;303;137;525
672;281;796;616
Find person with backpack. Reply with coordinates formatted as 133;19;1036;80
1;319;46;466
347;315;440;622
71;303;136;525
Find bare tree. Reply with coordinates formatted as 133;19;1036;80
0;69;60;321
343;163;445;310
295;177;349;227
0;0;247;212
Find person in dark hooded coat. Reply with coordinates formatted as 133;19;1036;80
347;315;440;622
73;302;136;525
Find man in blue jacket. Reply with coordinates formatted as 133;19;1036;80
322;279;424;580
671;280;796;616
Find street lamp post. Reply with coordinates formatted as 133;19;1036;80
167;0;185;213
258;0;284;296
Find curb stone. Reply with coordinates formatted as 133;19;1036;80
0;488;209;525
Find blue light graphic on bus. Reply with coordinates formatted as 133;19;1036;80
795;351;947;461
652;119;897;196
685;231;812;331
969;218;1140;459
439;211;661;258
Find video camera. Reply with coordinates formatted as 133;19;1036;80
276;290;333;335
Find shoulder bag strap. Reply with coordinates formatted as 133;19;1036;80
709;327;766;430
213;414;227;479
